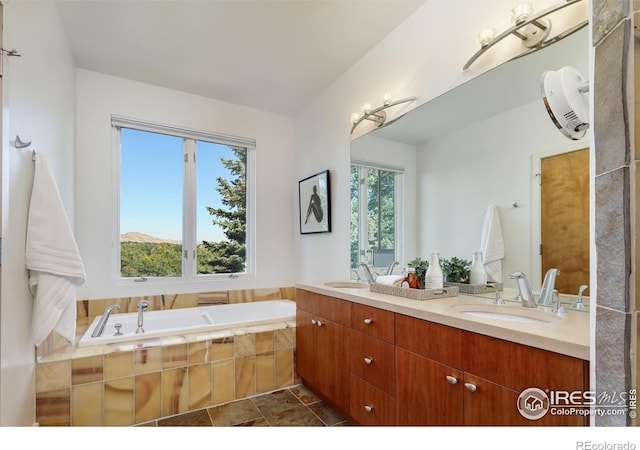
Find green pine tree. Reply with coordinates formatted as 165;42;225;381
199;146;247;273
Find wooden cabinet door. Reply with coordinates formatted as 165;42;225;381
350;374;396;426
296;308;350;413
462;373;529;426
295;309;315;383
396;348;463;425
349;330;395;396
462;373;587;426
314;317;350;413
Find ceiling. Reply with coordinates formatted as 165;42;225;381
55;0;426;115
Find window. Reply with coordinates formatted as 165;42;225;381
113;116;255;282
350;161;403;270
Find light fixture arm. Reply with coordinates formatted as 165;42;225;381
463;0;584;71
350;96;417;134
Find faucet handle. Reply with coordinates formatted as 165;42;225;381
114;323;123;336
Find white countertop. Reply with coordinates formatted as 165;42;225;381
295;281;590;361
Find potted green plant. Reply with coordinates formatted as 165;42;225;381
441;256;471;283
407;257;428;289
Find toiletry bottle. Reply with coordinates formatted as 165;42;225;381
424;251;443;289
470;250;487;285
403;267;420;289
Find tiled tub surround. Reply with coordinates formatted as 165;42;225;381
35;287;297;426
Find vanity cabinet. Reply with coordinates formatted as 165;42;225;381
295;290;589;426
295;290;351;414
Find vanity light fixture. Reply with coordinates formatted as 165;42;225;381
541;65;589;140
350;94;417;134
463;0;585;70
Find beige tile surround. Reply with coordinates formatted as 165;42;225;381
35;287;298;426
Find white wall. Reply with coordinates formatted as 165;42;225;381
1;2;76;426
417;99;587;289
75;70;296;299
293;0;588;282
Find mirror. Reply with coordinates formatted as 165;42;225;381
350;26;589;305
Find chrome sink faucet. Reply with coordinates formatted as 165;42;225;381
358;262;376;284
508;271;538;308
91;305;121;337
385;260;400;276
136;299;150;334
538;268;561;305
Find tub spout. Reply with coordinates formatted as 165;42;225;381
91;305;121;337
136;300;150;334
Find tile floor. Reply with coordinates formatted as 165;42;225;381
137;384;351;427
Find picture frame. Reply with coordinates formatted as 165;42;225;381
299;170;331;234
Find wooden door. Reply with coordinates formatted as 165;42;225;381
541;148;589;295
396;348;463;425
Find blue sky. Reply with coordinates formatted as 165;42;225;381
120;128;235;243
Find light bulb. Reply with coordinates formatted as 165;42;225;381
362;103;372;114
511;2;533;25
351;113;360;124
382;93;392;105
476;28;496;48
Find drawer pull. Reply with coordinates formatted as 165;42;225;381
363;318;373;325
311;319;316;325
364;405;374;413
445;375;458;385
315;320;323;327
364;357;373;365
464;383;477;393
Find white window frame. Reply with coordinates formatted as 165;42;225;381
350;159;404;270
112;115;256;285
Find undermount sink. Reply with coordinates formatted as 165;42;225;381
323;281;368;289
450;303;561;324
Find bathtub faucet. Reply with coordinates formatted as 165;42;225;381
136;299;150;334
91;305;121;337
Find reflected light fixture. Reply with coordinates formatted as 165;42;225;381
350;94;416;134
463;0;586;70
541;65;589;140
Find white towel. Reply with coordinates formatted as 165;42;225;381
25;154;86;347
480;204;505;283
375;275;404;286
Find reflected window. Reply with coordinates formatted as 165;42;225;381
350;163;401;269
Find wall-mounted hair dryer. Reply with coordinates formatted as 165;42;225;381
541;66;589;140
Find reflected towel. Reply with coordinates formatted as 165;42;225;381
25;154;86;347
480;204;505;283
375;275;405;286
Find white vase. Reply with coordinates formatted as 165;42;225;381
470;250;487;285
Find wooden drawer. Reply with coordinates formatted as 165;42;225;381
350;302;395;343
349;374;396;426
461;330;588;393
295;289;351;327
349;330;395;396
395;313;463;369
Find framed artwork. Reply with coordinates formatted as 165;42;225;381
299;170;331;234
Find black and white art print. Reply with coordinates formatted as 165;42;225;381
299;170;331;234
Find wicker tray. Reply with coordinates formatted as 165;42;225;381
370;282;459;300
444;282;503;294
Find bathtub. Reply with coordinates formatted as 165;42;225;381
77;299;296;347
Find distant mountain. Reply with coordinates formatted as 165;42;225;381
121;232;181;245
